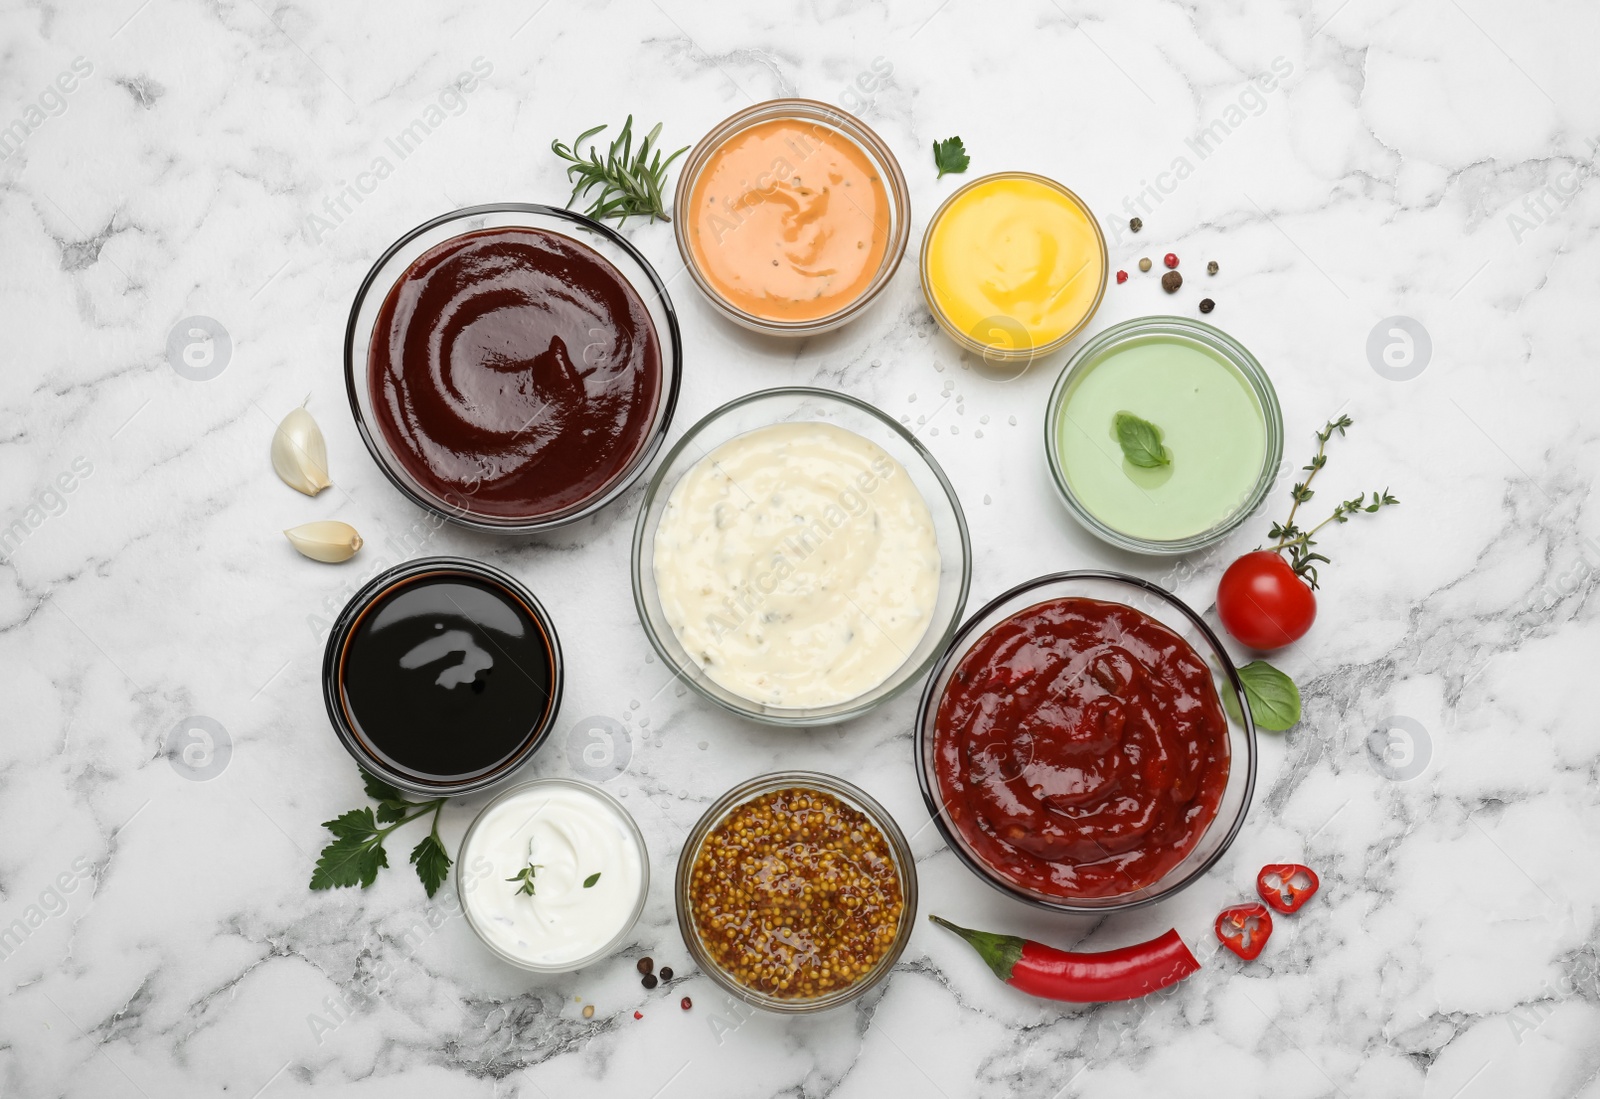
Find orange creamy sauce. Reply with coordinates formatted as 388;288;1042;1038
688;119;890;322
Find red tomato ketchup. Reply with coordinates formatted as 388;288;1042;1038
932;597;1230;898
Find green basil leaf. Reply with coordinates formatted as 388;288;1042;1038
1113;411;1171;468
583;872;602;889
1238;660;1301;731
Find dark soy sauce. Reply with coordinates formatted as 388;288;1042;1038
340;573;553;782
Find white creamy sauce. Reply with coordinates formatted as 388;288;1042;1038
652;421;941;708
460;785;643;968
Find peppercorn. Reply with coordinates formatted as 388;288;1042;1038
1161;271;1183;293
633;1011;642;1020
1116;270;1128;284
582;1004;595;1019
1129;217;1143;232
680;996;693;1011
1138;257;1152;272
1206;260;1218;275
636;957;653;975
659;966;674;981
641;973;658;989
1199;298;1214;313
1163;253;1179;269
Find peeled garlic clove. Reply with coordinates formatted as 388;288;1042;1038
272;403;332;496
284;521;363;563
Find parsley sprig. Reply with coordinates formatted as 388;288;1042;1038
551;116;687;226
1266;414;1399;588
309;770;453;898
933;135;969;179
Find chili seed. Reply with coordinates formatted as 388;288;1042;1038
659;966;674;981
1138;257;1152;272
1163;253;1179;269
642;973;658;989
1199;298;1215;314
582;1004;594;1019
1161;271;1183;293
1116;270;1128;285
1129;217;1143;232
680;996;693;1011
637;957;654;975
1207;260;1219;275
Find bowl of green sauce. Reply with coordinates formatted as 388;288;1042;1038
1045;316;1282;555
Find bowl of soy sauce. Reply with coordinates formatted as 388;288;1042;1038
322;557;563;796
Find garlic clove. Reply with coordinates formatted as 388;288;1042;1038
272;403;332;496
284;521;363;563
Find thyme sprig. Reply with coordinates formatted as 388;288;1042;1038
1265;414;1398;588
551;116;686;226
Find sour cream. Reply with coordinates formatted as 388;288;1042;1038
652;421;941;708
458;781;647;970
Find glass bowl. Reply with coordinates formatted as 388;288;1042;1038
674;770;918;1013
321;556;563;797
343;202;682;533
1044;315;1282;555
913;572;1257;913
919;171;1108;365
630;387;971;726
671;99;910;335
457;777;649;973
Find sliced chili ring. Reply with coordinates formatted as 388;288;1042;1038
1256;863;1320;914
1215;902;1272;961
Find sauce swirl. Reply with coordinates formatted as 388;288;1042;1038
369;227;662;520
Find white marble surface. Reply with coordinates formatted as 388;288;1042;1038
3;1;1598;1096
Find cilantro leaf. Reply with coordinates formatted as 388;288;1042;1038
409;833;453;898
933;136;969;179
361;770;405;804
1113;411;1171;468
322;807;378;840
311;834;376;890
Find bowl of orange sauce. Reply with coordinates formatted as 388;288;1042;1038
673;99;910;335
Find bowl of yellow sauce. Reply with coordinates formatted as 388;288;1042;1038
921;172;1108;364
674;99;910;335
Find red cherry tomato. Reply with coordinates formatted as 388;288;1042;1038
1217;550;1316;651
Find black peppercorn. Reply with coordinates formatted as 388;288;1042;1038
1206;260;1219;275
1161;270;1183;293
1199;297;1215;313
1129;217;1143;232
659;966;674;981
641;973;658;989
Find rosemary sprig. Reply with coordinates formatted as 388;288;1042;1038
1264;414;1398;588
551;116;687;226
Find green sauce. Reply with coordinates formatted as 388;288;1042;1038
1054;332;1266;542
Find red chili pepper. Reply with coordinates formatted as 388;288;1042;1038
1256;863;1320;914
929;915;1199;1003
1214;903;1272;961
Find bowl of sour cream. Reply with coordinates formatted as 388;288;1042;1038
457;778;648;972
631;387;972;726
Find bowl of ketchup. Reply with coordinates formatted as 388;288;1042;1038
914;572;1258;913
344;203;682;533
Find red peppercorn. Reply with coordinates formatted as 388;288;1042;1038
1116;270;1128;284
633;1010;643;1020
1164;253;1179;269
680;996;693;1010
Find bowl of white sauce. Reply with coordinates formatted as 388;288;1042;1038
632;387;972;726
457;778;648;972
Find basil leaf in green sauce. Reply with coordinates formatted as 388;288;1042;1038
1113;410;1171;468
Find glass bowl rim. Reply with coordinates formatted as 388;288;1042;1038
918;170;1109;362
912;569;1259;914
455;776;650;973
320;555;565;797
342;201;684;534
1043;314;1284;555
629;385;973;726
671;97;911;335
673;769;919;1013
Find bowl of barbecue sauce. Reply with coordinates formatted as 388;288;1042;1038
345;204;682;533
322;558;563;796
